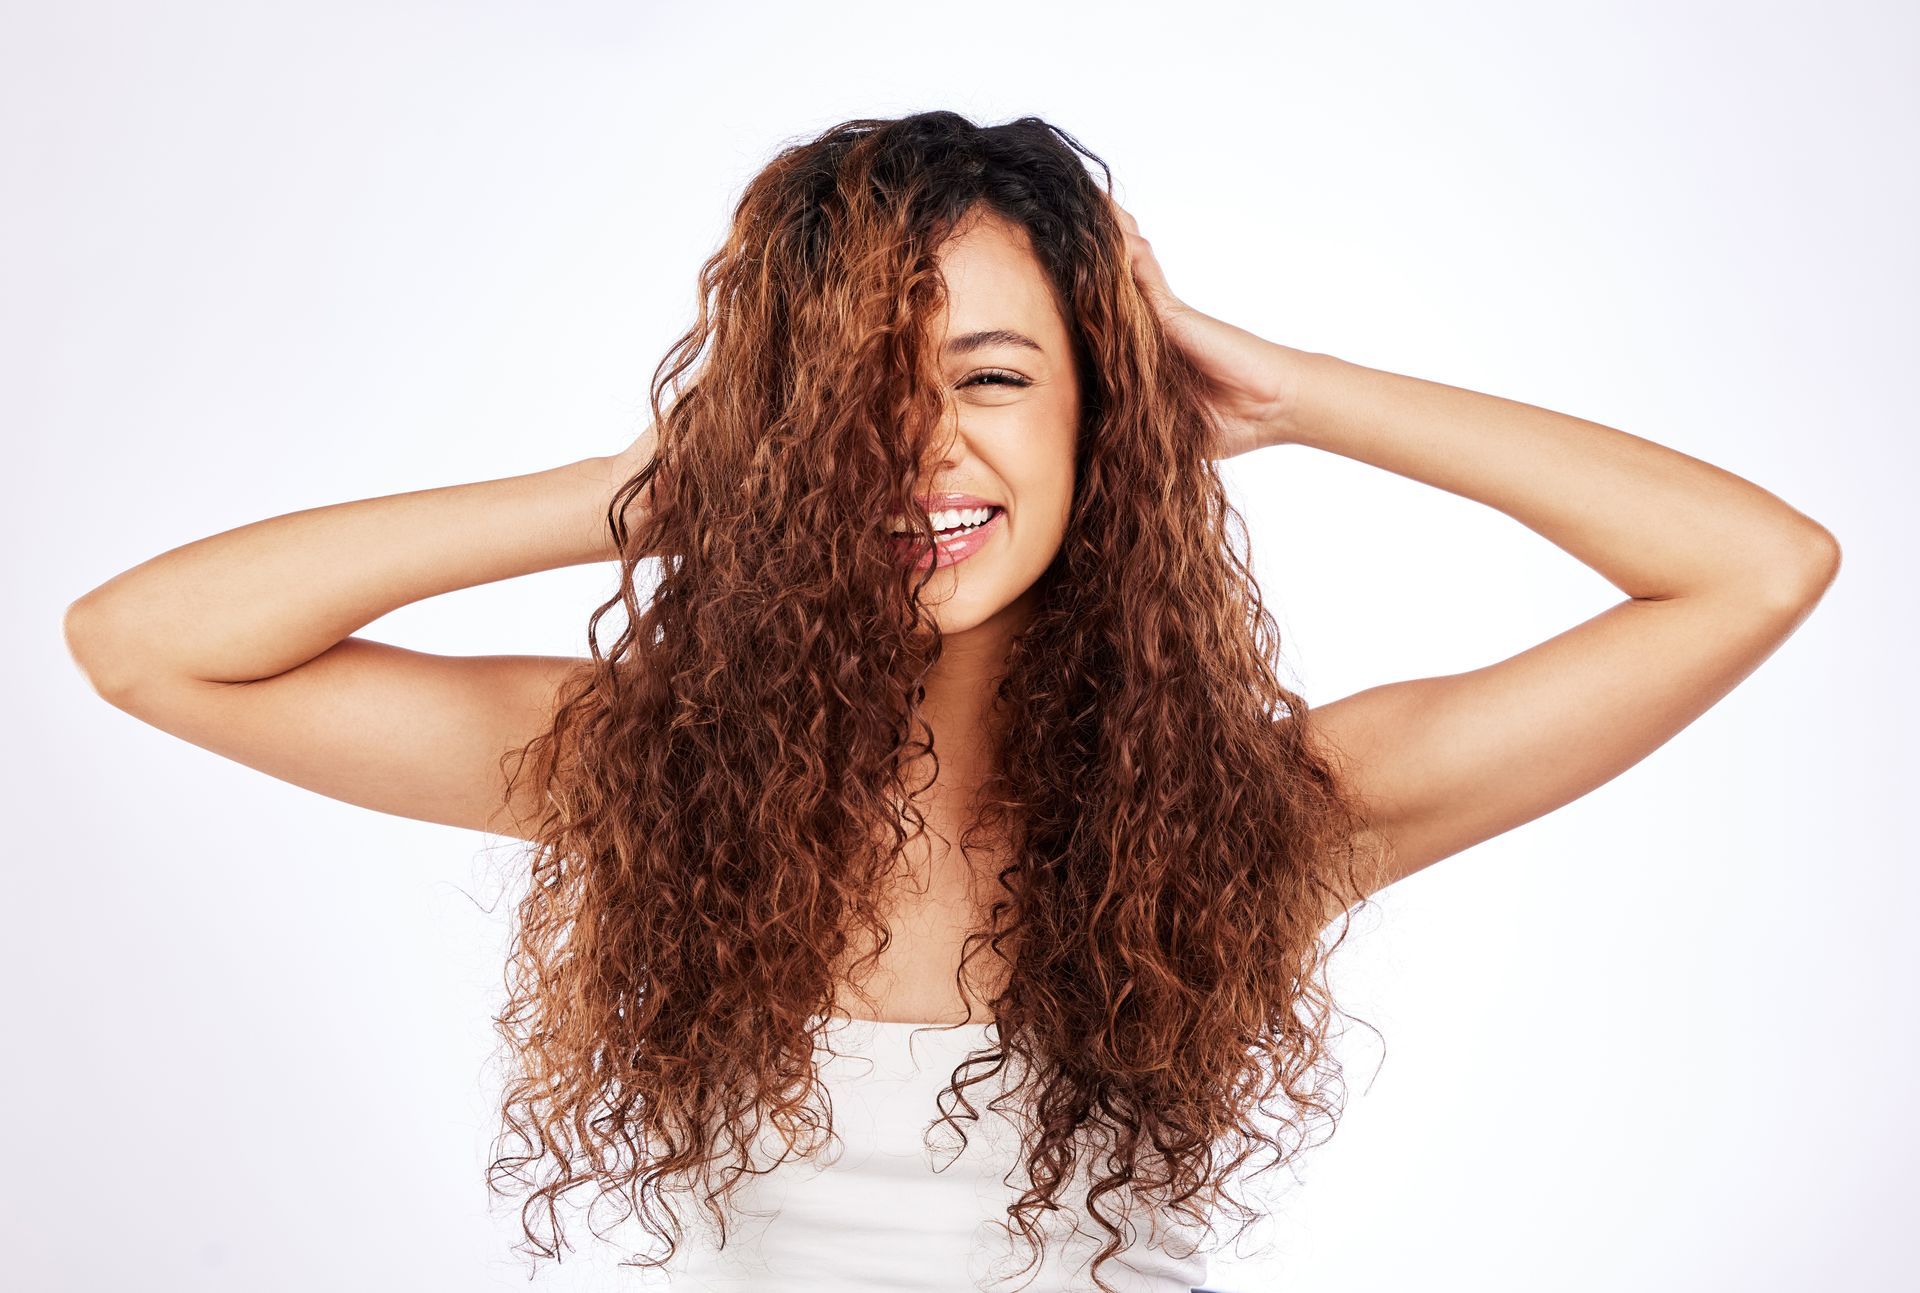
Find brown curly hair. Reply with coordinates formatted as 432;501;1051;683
484;110;1384;1291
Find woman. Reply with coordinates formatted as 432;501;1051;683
62;111;1840;1292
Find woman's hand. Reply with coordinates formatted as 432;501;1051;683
1105;192;1307;458
611;420;659;481
593;420;664;558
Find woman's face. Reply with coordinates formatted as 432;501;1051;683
900;208;1081;639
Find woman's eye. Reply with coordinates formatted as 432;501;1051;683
961;369;1031;389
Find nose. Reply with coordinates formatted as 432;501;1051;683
921;408;965;479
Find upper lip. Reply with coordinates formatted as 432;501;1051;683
914;492;1002;511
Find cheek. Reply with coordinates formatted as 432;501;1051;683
980;414;1076;556
1011;481;1073;567
1032;457;1076;547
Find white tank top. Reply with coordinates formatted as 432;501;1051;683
662;1013;1215;1292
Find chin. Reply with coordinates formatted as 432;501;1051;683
927;596;998;637
924;579;1035;639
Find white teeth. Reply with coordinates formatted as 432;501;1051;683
887;505;996;535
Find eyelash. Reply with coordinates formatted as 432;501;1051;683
961;369;1031;389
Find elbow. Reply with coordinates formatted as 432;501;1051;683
1758;523;1842;609
63;594;142;702
1792;523;1843;592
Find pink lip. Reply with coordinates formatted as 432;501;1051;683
915;492;1001;511
890;504;1005;571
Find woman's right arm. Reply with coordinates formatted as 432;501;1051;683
62;431;657;841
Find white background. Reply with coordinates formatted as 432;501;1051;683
7;1;1912;1290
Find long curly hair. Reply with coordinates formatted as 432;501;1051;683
484;110;1384;1292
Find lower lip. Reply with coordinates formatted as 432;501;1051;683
890;508;1005;571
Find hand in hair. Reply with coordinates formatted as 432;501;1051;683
601;420;666;560
1105;189;1308;460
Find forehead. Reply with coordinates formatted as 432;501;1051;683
931;210;1066;343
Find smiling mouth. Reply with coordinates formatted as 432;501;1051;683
887;505;1004;543
888;505;1005;569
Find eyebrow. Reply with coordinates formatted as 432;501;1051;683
942;328;1045;357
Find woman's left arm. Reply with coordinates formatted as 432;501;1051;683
1105;194;1842;904
1270;348;1840;903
